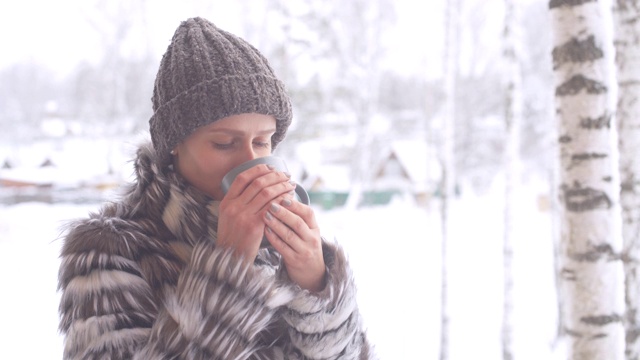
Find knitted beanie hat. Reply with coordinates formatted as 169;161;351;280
149;17;293;167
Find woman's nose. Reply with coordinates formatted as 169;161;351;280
240;143;259;162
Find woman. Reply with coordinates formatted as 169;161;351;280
58;17;373;359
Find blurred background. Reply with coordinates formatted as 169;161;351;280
0;0;560;359
0;0;553;202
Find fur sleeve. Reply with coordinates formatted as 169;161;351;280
135;242;293;359
58;212;294;360
58;214;160;359
277;241;376;359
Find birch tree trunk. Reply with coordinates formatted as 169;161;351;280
502;0;523;359
612;2;640;359
440;1;459;360
549;0;625;358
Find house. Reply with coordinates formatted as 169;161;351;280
371;140;442;205
299;164;352;210
0;158;56;188
285;139;441;208
0;154;58;203
0;137;131;204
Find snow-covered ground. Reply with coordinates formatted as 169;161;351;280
0;179;563;359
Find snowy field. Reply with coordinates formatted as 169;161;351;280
0;179;564;359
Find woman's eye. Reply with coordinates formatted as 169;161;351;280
254;141;271;148
211;140;270;150
213;142;234;150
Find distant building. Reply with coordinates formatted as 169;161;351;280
289;139;441;209
369;140;441;205
0;137;132;204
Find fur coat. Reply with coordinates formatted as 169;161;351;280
57;143;373;359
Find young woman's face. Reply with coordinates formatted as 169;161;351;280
174;113;277;200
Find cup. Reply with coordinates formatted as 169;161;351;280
221;156;309;205
221;156;310;247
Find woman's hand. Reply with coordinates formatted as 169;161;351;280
217;164;296;262
263;198;326;292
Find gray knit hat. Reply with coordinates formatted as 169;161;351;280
149;17;293;166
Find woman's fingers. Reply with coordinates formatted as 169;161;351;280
224;164;272;198
263;198;325;291
248;178;296;211
263;198;320;252
217;165;292;263
225;164;295;211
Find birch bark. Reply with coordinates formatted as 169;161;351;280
502;0;523;359
439;1;459;360
612;1;640;359
549;0;625;358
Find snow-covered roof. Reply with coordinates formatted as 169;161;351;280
377;140;441;184
304;164;351;191
1;138;133;188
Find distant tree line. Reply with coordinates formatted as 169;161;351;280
0;0;553;193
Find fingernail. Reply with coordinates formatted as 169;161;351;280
284;171;292;178
270;202;280;213
265;211;273;220
282;198;292;207
267;164;275;170
289;180;296;186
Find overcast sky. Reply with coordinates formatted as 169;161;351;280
0;0;449;78
0;1;238;73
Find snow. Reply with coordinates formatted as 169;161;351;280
0;138;134;188
0;178;566;359
0;203;93;358
0;0;568;357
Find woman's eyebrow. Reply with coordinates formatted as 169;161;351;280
207;128;277;135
